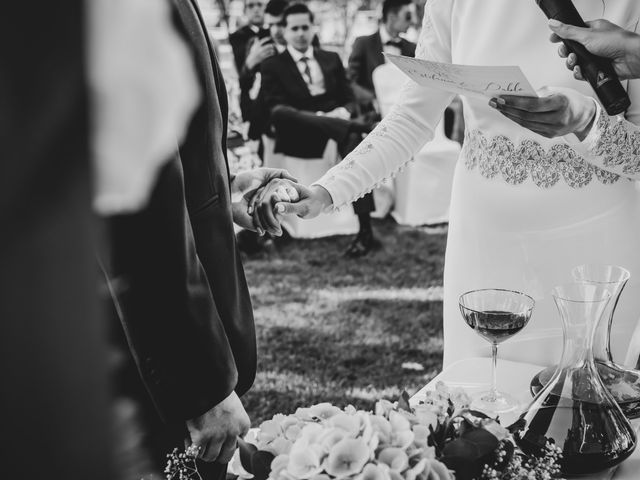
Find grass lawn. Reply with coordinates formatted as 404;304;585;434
241;216;448;425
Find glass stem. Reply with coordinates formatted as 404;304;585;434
491;343;498;401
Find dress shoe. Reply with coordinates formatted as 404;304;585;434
344;231;382;258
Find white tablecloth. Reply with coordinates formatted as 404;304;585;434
411;357;640;480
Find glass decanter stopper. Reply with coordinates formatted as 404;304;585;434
530;265;640;418
515;283;636;476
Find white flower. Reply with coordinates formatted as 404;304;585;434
318;428;347;454
423;460;455;480
324;438;371;477
299;423;325;445
288;446;323;479
344;405;358;415
378;448;409;472
403;458;427;480
370;415;392;446
329;413;362;437
309;403;343;420
412;405;439;430
270;454;290;479
265;437;293;457
259;418;286;444
388;411;411;433
294;407;313;421
411;425;431;449
375;400;395;418
355;463;391;480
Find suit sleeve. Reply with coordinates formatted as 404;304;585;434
261;58;288;113
103;159;237;422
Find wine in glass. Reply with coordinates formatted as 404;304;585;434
459;288;535;415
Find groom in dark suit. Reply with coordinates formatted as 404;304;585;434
260;3;379;256
104;0;296;477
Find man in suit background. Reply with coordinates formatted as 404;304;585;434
229;0;268;76
260;3;379;257
348;0;416;111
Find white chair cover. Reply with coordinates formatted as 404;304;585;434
372;63;460;226
263;136;359;239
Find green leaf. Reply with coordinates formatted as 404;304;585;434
251;450;275;480
460;428;499;457
238;438;258;474
398;391;412;412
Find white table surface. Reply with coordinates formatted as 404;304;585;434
411;357;640;480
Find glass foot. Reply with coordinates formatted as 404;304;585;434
471;390;520;416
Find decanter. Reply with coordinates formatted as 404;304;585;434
530;265;640;418
515;283;636;476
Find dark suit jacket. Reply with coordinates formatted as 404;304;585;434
1;2;112;479
261;48;356;117
104;0;256;423
229;24;268;75
348;30;416;96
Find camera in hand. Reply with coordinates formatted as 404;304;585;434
535;0;630;115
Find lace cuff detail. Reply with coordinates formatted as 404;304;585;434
567;105;640;179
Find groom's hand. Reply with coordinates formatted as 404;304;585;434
186;391;250;464
250;180;333;235
231;168;296;233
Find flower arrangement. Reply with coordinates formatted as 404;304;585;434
166;384;563;480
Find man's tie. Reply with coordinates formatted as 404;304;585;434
299;56;313;86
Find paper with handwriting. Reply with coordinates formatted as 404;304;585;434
385;53;537;99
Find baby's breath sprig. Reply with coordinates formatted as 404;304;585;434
165;447;203;480
481;440;563;480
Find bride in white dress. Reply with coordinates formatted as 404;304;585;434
255;0;640;369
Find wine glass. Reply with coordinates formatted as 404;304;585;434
459;288;535;415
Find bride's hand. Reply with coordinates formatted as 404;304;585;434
489;86;597;141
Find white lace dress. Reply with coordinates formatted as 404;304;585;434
315;0;640;368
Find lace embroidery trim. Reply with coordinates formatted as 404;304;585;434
462;130;620;188
592;109;640;176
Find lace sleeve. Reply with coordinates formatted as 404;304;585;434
566;78;640;180
314;0;456;210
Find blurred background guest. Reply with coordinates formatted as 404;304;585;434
348;0;416;116
241;0;289;144
229;0;268;75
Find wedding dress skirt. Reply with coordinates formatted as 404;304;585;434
443;140;640;367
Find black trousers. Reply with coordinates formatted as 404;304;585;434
271;105;352;158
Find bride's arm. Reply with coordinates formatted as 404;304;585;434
564;77;640;180
313;0;456;210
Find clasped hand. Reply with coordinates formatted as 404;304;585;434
246;178;332;236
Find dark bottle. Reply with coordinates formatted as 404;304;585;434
514;283;636;476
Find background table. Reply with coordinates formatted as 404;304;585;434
411;357;640;480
